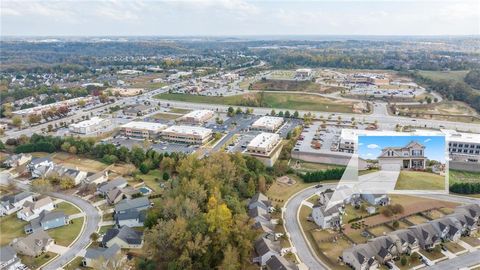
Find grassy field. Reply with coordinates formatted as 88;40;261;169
155;92;357;113
50;152;108;172
151;112;181;121
369;225;393;237
418;70;469;84
449;170;480;185
169;107;191;114
48;217;84;246
291;159;344;173
395;171;445;190
19;252;56;269
56;201;81;216
395;101;480;123
405;214;430;225
0;214;28;245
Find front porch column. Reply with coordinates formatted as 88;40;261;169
410;159;412;169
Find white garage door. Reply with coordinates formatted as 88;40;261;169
379;160;402;171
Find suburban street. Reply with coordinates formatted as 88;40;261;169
427;250;480;270
283;184;336;270
42;192;101;270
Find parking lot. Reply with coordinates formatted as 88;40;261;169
106;137;198;155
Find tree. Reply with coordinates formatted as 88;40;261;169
220;244;240;270
392;220;399;229
162;172;170;181
59;177;75;190
205;196;233;238
293;110;299;118
278;111;284;117
284;110;291;118
139;162;150;174
400;256;407;266
90;232;100;242
227;107;234;117
270;109;276;116
12;116;22;128
235;107;242;115
32;178;52;193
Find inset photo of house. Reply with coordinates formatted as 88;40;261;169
358;135;447;191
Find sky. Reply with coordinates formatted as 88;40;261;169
1;0;479;36
358;136;446;162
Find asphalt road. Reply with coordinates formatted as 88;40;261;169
283;184;337;270
42;192;101;270
427;250;480;270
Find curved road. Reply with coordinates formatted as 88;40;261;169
284;185;479;270
42;192;100;270
283;184;337;270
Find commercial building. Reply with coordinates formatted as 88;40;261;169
443;129;480;172
123;104;151;116
251;116;284;132
347;74;390;86
12;96;94;118
69;117;111;135
246;133;283;166
178;110;214;124
120;121;167;139
162;125;212;145
295;68;313;80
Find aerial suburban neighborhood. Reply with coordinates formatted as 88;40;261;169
0;1;479;270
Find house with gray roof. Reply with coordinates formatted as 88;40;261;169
249;206;271;224
97;178;128;196
114;197;150;214
28;157;54;178
24;210;69;234
11;230;53;257
388;229;419;255
3;153;32;168
367;236;397;263
0;245;22;270
85;170;109;185
102;226;144;249
83;244;122;268
409;223;441;250
360;193;390;206
0;191;34;216
311;203;343;229
248;192;272;212
266;254;297;270
448;211;477;236
253;237;281;266
342;243;379;270
429;216;463;242
455;204;480;226
17;195;55;221
115;209;146;228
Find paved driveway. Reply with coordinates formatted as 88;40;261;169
42;192;101;270
356;169;400;193
283;184;338;270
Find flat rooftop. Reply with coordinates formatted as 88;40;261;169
252;116;284;129
181;110;214;120
248;132;280;149
340;128;445;142
70;117;108;128
121;121;168;132
163;125;212;137
441;129;480;144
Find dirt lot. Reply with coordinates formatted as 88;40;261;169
251;79;340;93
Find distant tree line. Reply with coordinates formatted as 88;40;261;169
464;69;480;89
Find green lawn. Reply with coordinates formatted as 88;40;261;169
292;160;344;173
155;92;357;113
56;202;81;216
395;171;445;190
449;170;480;185
169;107;191;114
151;112;181;121
420;249;446;261
358;169;379;176
48;217;84;246
418;70;469;84
19;252;56;269
99;225;115;235
137;169;165;194
0;214;28;245
63;256;88;270
369;225;393;237
444;242;465;254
